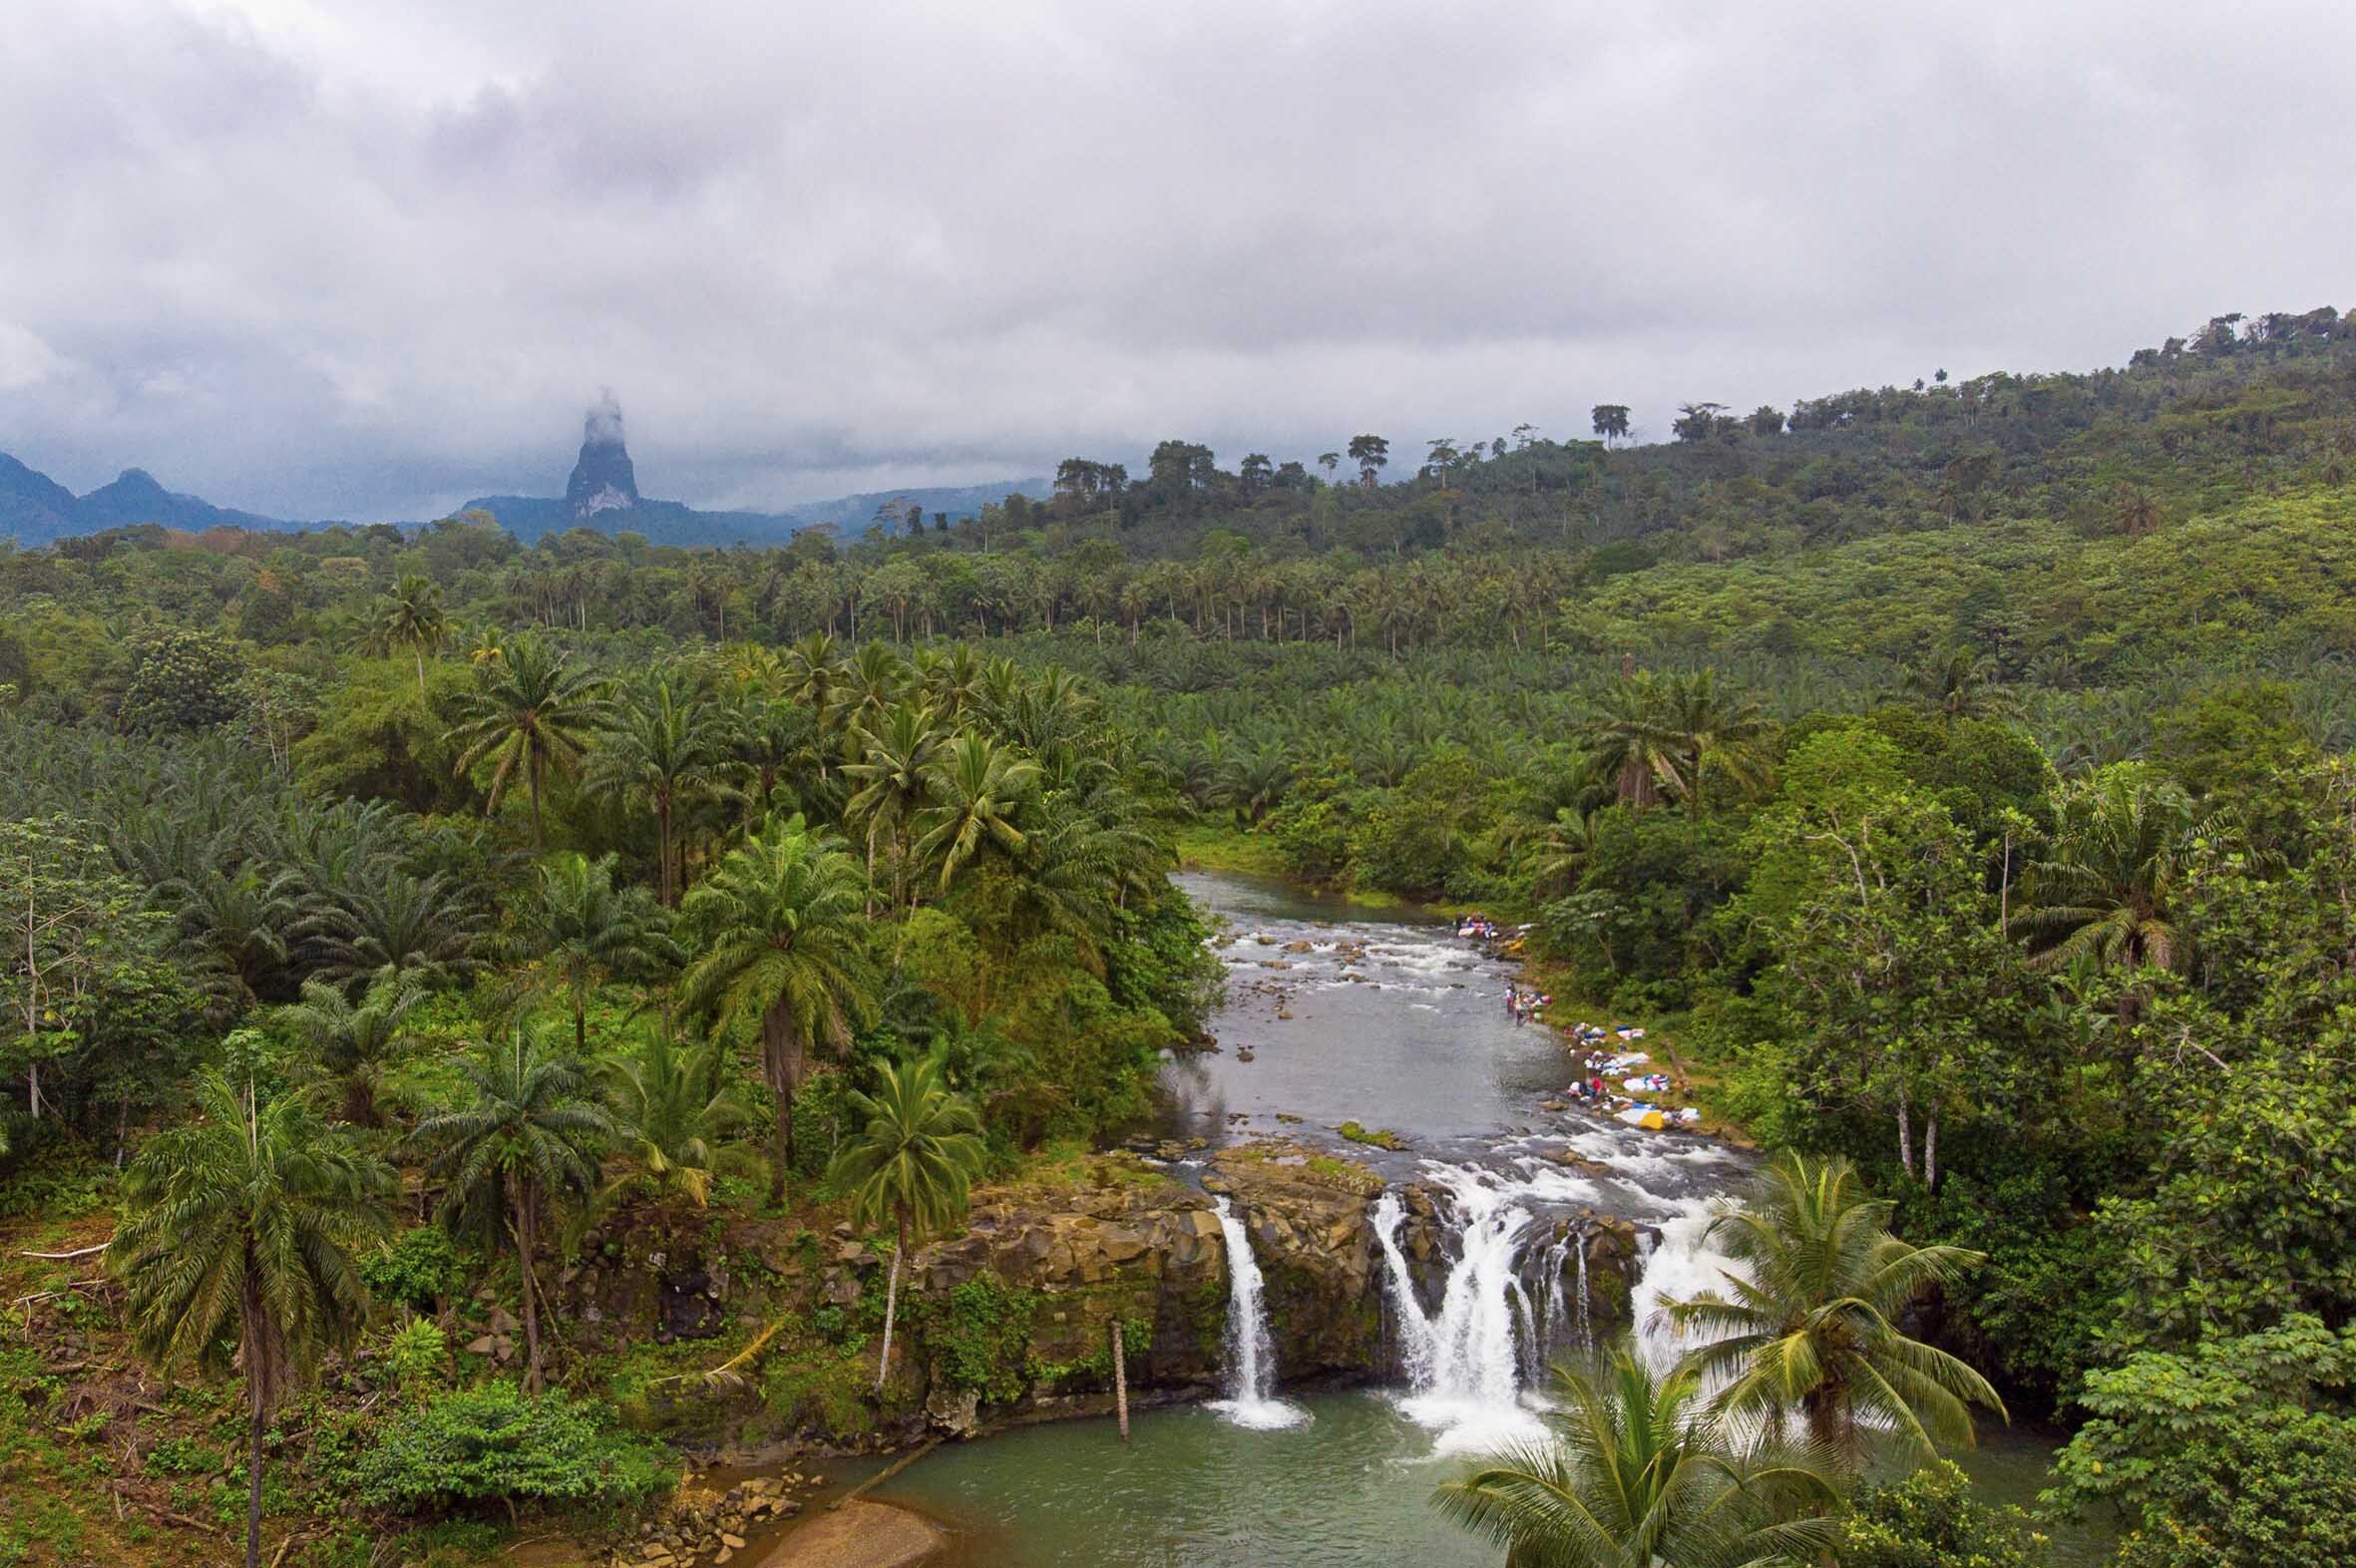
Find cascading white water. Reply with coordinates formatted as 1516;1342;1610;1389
1371;1173;1551;1454
1629;1197;1747;1373
1208;1198;1309;1429
1574;1243;1591;1352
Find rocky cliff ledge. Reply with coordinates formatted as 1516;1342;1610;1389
555;1146;1655;1455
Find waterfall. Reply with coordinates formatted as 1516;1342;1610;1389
1629;1198;1747;1373
1372;1174;1551;1454
1574;1242;1591;1353
1208;1198;1308;1429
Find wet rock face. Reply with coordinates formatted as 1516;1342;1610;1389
1204;1148;1387;1379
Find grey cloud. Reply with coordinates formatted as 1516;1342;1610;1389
1;0;2352;520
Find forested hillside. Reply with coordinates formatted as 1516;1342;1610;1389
3;308;2354;1568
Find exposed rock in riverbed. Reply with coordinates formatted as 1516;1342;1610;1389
757;1501;945;1568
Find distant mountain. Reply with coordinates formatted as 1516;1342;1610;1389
0;395;1046;549
0;455;285;545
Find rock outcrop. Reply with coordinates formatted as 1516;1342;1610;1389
555;1147;1654;1455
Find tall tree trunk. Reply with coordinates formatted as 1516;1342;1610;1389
517;1187;545;1393
764;1009;799;1205
875;1210;906;1391
658;803;675;909
414;646;427;704
243;1306;267;1568
1895;1089;1915;1180
1924;1114;1939;1191
528;751;546;850
245;1366;264;1563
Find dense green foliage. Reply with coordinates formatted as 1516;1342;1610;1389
7;307;2354;1561
355;1384;675;1515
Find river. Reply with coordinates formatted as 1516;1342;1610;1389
850;870;2083;1565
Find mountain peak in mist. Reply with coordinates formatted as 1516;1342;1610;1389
564;390;640;520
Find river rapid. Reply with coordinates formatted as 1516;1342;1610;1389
849;870;2073;1566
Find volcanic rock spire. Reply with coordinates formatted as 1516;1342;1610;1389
564;389;638;520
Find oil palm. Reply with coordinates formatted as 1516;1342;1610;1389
1901;647;2017;723
601;1020;749;1210
446;631;611;848
1433;1346;1841;1568
826;1050;985;1390
586;667;734;907
679;815;878;1203
1658;669;1772;811
414;1026;612;1392
1582;675;1684;810
111;1071;395;1568
516;852;681;1052
915;733;1040;892
278;974;425;1127
1662;1152;2004;1466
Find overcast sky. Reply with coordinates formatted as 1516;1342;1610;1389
4;1;2352;521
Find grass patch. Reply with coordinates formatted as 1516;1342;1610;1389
1173;824;1287;876
1336;1121;1403;1150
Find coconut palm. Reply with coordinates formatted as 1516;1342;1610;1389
516;852;682;1053
915;733;1040;892
277;974;425;1127
446;631;611;849
414;1027;612;1392
826;1051;986;1390
679;815;879;1203
586;667;734;907
1661;1152;2004;1467
1433;1346;1841;1568
601;1020;749;1210
842;700;947;915
370;573;450;702
111;1071;395;1568
2016;762;2195;976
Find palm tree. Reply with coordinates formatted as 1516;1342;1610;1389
517;852;681;1053
111;1071;395;1568
586;667;733;907
915;733;1040;892
1433;1346;1841;1568
370;574;450;702
414;1027;612;1392
1582;675;1683;810
1900;648;2017;723
294;865;484;993
1661;1152;2004;1467
277;974;424;1127
601;1020;749;1210
1530;805;1603;898
2017;763;2194;976
826;1051;986;1390
842;700;947;915
446;631;611;849
679;815;879;1204
1657;669;1773;811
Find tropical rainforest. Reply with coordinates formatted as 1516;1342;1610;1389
3;306;2355;1568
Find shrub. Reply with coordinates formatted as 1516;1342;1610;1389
356;1385;674;1516
1834;1460;2046;1567
360;1227;468;1314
